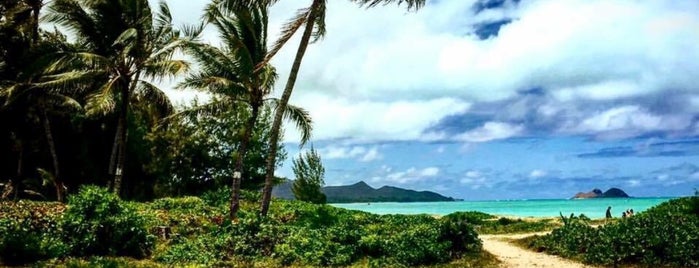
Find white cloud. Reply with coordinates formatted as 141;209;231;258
377;166;442;184
284;94;470;142
161;0;699;143
529;169;548;178
465;170;482;178
561;106;691;139
627;179;641;187
319;145;382;162
456;122;524;142
460;170;490;189
359;147;382;162
269;0;699;102
420;167;440;177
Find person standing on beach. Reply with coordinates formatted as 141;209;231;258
606;206;612;220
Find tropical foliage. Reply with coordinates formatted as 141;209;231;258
519;197;699;267
1;186;486;266
291;147;326;204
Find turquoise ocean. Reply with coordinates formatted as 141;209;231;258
331;197;675;219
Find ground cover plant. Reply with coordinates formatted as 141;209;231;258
444;211;560;235
1;186;488;267
516;197;699;267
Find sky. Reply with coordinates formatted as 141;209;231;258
162;0;699;200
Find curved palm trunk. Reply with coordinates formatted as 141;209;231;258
42;109;64;202
30;0;42;46
230;103;261;220
260;0;321;216
112;74;138;196
13;144;23;200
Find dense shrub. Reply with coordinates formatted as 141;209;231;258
3;193;485;267
442;211;495;225
525;197;699;267
442;211;558;235
0;201;67;265
61;186;154;258
440;214;482;256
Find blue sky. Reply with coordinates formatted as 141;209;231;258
163;0;699;199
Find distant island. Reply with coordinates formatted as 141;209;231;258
572;188;630;199
272;181;458;203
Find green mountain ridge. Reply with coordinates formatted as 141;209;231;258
272;180;457;203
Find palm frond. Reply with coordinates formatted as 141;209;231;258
351;0;426;11
311;2;327;43
84;76;120;117
135;80;172;110
42;92;83;113
154;1;173;29
181;41;241;80
34;70;107;92
216;0;281;11
142;60;189;82
165;98;241;122
258;64;278;95
256;7;310;71
44;52;112;73
267;99;313;146
134;80;174;118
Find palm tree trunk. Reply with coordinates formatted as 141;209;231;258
229;103;260;220
112;74;138;196
30;0;42;46
42;109;64;202
260;0;321;216
14;143;23;200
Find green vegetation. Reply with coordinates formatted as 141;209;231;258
443;211;560;235
1;186;486;267
517;197;699;267
291;147;326;204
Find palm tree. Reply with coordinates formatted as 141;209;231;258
0;1;77;202
43;0;191;196
2;83;81;202
259;0;426;216
178;1;311;220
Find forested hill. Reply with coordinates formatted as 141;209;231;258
273;181;457;203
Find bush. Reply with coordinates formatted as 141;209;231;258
0;201;67;265
440;214;482;256
525;197;699;267
61;186;154;258
442;211;495;225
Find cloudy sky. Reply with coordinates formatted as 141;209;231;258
164;0;699;200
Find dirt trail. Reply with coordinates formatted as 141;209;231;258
481;232;596;268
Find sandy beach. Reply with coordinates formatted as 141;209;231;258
481;232;596;268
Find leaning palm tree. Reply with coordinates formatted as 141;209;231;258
42;0;192;196
258;0;427;216
178;2;311;220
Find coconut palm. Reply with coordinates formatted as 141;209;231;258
1;2;77;202
178;1;311;220
42;0;192;196
258;0;426;216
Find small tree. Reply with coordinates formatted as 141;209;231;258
292;147;325;204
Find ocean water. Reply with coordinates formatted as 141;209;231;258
330;197;675;219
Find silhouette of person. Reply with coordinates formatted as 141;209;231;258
605;206;612;219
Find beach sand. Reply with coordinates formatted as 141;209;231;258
481;232;596;268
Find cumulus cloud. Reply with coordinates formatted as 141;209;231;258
529;169;547;178
561;106;692;139
284;94;470;142
162;0;699;143
372;166;441;185
319;145;383;162
456;122;524;142
460;170;490;190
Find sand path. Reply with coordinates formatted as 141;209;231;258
481;232;595;268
